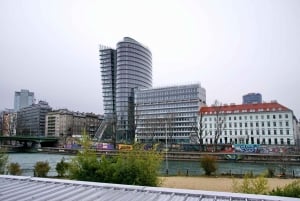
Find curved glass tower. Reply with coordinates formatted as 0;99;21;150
116;37;152;142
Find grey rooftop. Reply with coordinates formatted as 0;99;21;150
0;175;297;201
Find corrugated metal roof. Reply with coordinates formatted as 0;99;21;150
0;175;297;201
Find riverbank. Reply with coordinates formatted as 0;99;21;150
160;176;298;192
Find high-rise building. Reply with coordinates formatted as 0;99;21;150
14;89;35;112
242;93;262;104
99;37;152;143
135;83;206;144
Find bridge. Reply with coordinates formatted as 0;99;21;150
0;136;59;143
0;136;59;152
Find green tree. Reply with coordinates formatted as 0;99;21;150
270;180;300;198
55;157;69;177
8;162;22;175
0;149;8;174
34;161;51;177
111;146;162;186
69;132;101;181
200;155;217;176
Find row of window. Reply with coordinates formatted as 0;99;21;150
205;129;290;136
136;88;199;99
204;113;290;122
205;121;290;129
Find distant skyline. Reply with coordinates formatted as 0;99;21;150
1;0;299;118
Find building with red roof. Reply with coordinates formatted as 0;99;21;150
199;101;299;146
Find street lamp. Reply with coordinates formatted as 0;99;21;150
165;121;168;175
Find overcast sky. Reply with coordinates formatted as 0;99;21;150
1;0;299;118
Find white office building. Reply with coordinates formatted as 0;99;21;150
201;102;299;146
135;83;206;144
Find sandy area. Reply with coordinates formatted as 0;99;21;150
160;176;298;192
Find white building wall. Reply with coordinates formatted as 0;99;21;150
203;109;295;146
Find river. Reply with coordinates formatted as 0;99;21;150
6;153;300;177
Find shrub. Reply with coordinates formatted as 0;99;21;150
270;180;300;198
8;162;22;175
200;155;217;176
232;173;269;194
111;147;162;186
55;157;69;177
0;150;8;174
69;134;162;186
34;161;50;177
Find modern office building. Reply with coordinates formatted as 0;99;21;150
135;83;206;144
99;37;152;143
14;89;35;112
200;101;298;146
16;101;52;136
242;93;262;104
45;109;103;138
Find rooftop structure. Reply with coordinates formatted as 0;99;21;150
243;93;262;104
0;175;296;201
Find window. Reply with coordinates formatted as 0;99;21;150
262;130;265;135
245;122;247;127
267;115;270;119
279;114;282;119
280;138;284;145
273;122;276;127
280;130;283;135
274;130;277;135
286;121;289;127
286;129;290;135
256;122;259;127
267;122;270;127
268;130;271;135
261;122;264;127
285;114;288;118
273;115;276;119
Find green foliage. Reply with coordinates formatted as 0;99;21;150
0;150;8;174
200;155;217;176
69;132;101;181
34;161;51;177
55;157;69;177
270;180;300;198
111;148;162;186
232;173;269;194
8;162;22;175
69;134;162;186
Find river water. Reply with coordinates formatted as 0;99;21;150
6;153;300;177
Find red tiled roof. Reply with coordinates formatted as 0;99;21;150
200;102;290;114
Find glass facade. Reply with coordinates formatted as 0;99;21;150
243;93;262;104
116;37;152;142
99;38;152;143
14;89;35;112
135;84;206;144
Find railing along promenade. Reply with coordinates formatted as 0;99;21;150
39;147;300;164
